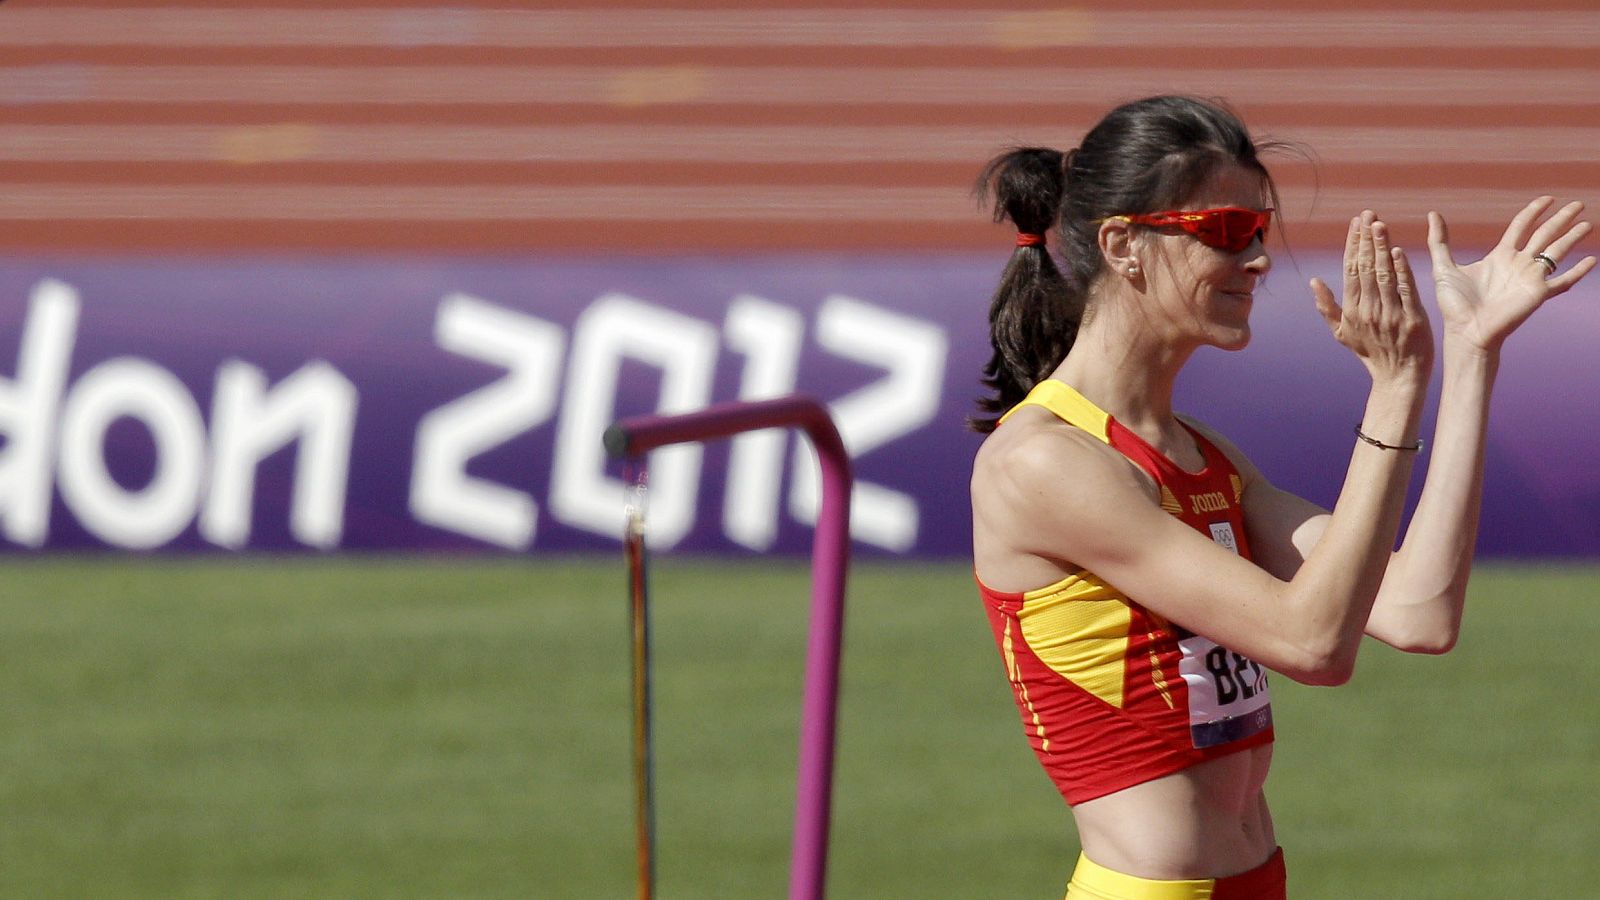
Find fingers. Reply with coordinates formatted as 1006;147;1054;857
1341;211;1412;324
1518;198;1595;296
1325;212;1408;327
1527;202;1593;287
1392;245;1421;315
1340;214;1362;313
1496;195;1557;253
1367;215;1415;315
1546;255;1599;297
1539;218;1593;264
1369;222;1425;342
1525;200;1586;259
1311;276;1342;335
1427;211;1457;274
1370;220;1396;305
1320;211;1431;375
1354;211;1379;316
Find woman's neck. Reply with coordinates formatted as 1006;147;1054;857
1050;306;1199;453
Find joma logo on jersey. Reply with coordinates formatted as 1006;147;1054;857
1190;491;1229;514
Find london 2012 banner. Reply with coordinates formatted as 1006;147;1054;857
0;256;1594;557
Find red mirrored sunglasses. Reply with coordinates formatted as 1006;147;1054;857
1113;207;1273;253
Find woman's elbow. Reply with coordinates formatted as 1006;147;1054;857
1372;595;1464;655
1384;624;1460;655
1278;640;1358;686
1297;655;1356;686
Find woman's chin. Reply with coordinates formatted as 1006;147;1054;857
1213;324;1251;352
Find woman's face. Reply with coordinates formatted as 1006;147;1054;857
1134;163;1273;352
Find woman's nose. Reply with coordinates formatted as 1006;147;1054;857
1243;233;1272;274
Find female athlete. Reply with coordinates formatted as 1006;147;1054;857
969;95;1594;899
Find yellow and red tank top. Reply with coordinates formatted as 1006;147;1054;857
978;380;1274;806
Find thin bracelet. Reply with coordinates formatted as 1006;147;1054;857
1354;424;1424;452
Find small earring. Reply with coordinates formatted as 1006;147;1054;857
1127;265;1139;275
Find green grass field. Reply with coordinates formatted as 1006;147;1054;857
1;557;1596;898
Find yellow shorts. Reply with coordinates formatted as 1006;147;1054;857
1064;847;1286;900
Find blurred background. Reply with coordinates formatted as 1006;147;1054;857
1;0;1597;556
1;1;1597;897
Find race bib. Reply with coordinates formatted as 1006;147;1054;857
1178;634;1272;748
1177;518;1272;749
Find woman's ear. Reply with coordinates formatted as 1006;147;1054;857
1098;217;1142;281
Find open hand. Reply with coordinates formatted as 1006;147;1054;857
1312;211;1434;384
1428;197;1596;352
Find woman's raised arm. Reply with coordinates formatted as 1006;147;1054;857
1365;198;1595;650
1226;198;1594;653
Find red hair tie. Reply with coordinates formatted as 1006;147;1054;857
1015;232;1045;247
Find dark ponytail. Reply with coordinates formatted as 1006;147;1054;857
969;95;1283;433
971;148;1081;432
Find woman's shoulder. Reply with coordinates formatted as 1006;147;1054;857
973;404;1167;588
973;404;1158;509
977;404;1103;470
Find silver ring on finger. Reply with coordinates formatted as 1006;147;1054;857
1533;252;1558;275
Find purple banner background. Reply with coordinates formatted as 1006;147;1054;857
0;254;1594;557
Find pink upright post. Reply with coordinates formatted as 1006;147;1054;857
605;394;852;900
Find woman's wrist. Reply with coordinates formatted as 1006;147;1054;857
1354;424;1425;452
1360;374;1427;447
1368;365;1430;397
1441;331;1504;367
